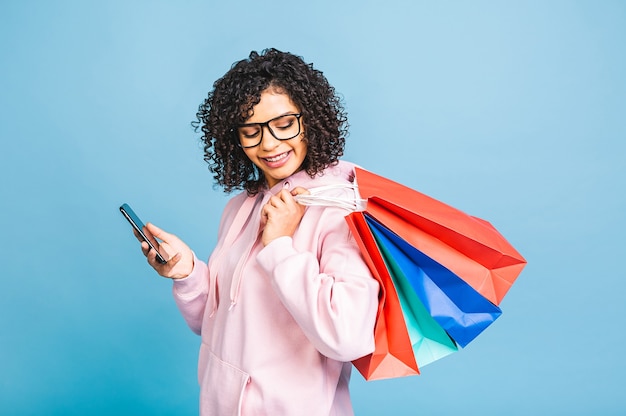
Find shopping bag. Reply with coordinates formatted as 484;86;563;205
370;223;458;365
368;215;502;348
355;167;526;306
295;166;526;378
347;212;419;380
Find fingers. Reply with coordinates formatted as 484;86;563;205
134;222;193;279
140;241;150;257
132;228;144;242
145;243;177;272
263;191;295;218
147;250;192;280
143;240;165;265
271;189;291;204
263;192;286;215
261;188;308;246
147;249;176;269
145;243;159;264
265;188;311;213
290;186;310;196
273;188;303;206
266;187;310;205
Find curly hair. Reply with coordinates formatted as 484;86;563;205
192;48;349;195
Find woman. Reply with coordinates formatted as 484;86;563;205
136;49;379;415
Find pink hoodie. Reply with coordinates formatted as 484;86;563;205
172;161;379;415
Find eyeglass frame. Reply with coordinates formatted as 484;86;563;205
234;113;303;149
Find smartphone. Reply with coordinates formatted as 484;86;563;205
119;203;167;264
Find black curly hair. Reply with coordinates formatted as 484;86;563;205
193;48;349;195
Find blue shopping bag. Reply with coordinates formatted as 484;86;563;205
367;214;502;348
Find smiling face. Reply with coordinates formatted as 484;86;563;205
239;88;308;189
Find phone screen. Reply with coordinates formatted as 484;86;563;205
119;203;167;264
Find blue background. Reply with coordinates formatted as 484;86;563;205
1;1;624;414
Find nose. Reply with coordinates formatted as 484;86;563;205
259;125;281;151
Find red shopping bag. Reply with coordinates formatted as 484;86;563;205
354;167;526;306
347;212;419;380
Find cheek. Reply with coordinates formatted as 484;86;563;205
297;141;308;157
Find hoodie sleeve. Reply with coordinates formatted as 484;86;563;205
256;206;379;362
171;253;210;335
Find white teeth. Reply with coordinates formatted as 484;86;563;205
266;152;288;162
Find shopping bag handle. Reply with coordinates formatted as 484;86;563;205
294;184;366;211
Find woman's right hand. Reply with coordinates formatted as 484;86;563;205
135;223;194;279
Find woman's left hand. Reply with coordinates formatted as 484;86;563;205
261;186;309;246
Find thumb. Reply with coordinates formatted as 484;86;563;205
145;222;171;242
290;186;310;196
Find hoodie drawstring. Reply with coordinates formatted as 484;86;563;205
208;194;262;316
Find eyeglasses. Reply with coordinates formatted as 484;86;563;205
235;113;302;148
